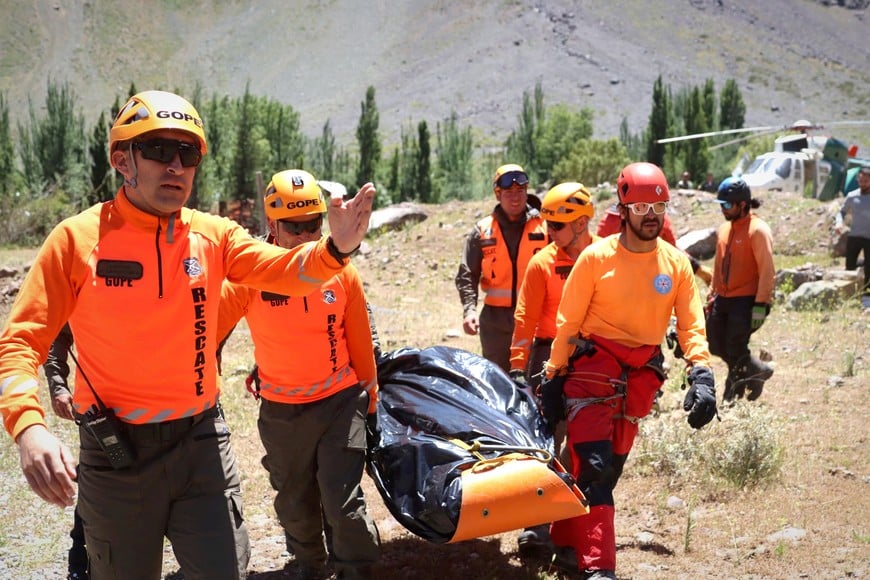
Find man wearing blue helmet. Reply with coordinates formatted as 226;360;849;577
707;177;776;402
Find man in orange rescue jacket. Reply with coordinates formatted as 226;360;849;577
218;170;380;579
455;164;547;372
0;90;374;580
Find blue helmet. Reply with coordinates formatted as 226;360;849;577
716;176;751;205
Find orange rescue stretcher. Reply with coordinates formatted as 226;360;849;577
368;346;589;544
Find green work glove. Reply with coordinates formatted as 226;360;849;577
751;303;770;331
509;368;528;386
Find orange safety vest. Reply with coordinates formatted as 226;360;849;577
477;215;546;308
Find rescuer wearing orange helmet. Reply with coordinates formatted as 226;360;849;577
541;162;716;579
217;170;380;579
508;182;598;557
0;90;375;579
455;164;547;372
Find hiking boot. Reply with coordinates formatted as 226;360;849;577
739;355;774;382
583;570;617;580
518;524;552;558
745;378;765;401
722;374;736;403
67;572;88;580
550;544;578;572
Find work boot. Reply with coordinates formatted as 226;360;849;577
722;373;736;404
518;523;552;558
583;570;617;580
550;544;578;573
734;355;773;401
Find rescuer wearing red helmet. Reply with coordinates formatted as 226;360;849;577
454;164;547;373
541;162;716;578
0;90;376;579
218;170;380;578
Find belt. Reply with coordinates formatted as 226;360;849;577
124;406;220;444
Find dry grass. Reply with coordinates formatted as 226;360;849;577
0;189;868;579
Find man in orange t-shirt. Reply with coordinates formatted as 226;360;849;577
707;177;775;402
543;162;716;579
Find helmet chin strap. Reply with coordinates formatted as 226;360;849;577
125;142;139;188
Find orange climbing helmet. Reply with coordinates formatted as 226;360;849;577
541;182;594;222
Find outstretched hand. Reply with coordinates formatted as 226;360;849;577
327;182;376;254
17;424;77;507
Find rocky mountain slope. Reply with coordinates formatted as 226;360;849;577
0;0;867;146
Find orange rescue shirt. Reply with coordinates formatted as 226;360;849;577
217;263;377;408
0;188;348;440
711;213;775;303
547;236;710;375
510;236;598;372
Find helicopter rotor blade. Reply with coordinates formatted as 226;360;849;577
656;125;779;144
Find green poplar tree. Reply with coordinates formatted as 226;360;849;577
416;120;434;203
356;86;381;189
646;75;670;167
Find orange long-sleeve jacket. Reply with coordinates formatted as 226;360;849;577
510;236;598;372
0;188;348;440
711;213;775;303
546;236;710;375
217;262;377;411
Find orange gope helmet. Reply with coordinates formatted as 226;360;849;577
616;162;669;205
264;169;327;220
541;182;594;223
110;90;207;155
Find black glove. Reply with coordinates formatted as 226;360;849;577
538;375;566;437
509;368;528;385
365;412;381;451
666;330;684;360
683;366;717;429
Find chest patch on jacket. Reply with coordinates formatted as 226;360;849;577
96;259;143;287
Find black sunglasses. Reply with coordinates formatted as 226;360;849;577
495;171;529;189
278;215;323;235
134;138;203;168
546;221;567;232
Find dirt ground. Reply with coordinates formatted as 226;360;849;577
0;188;868;579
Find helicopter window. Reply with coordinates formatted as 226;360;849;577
775;158;791;179
746;158;766;173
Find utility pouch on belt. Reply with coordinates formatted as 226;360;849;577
82;405;136;470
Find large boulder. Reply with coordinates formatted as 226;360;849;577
369;202;428;232
785;276;861;311
677;227;717;260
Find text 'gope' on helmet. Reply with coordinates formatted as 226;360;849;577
110;90;207;155
264;170;327;221
616;162;670;205
541;182;594;223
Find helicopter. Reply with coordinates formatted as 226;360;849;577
658;120;870;200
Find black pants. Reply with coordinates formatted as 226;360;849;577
706;295;755;368
845;236;870;294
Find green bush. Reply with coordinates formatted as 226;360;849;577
634;404;784;489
